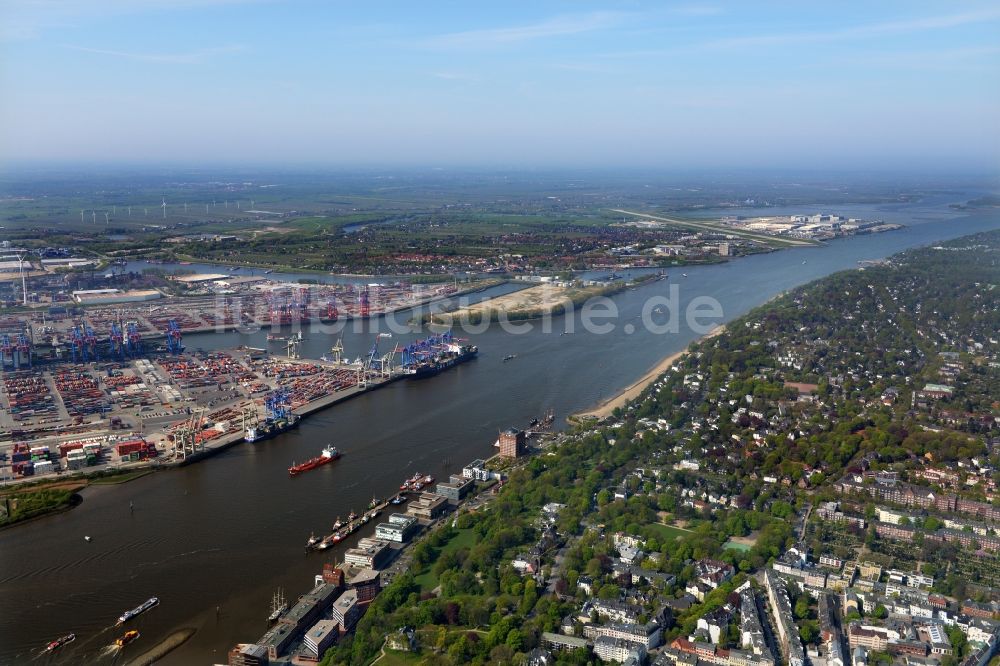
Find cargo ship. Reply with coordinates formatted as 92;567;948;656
406;343;478;379
115;630;140;647
45;634;75;652
288;446;340;476
117;597;159;625
245;414;301;443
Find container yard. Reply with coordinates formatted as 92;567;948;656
0;271;485;485
1;276;469;367
0;326;478;483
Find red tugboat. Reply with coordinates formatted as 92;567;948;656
45;634;75;652
288;446;340;477
400;472;423;491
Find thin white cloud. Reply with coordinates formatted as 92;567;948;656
708;8;1000;49
597;8;1000;60
2;0;268;41
549;62;615;74
669;5;723;18
422;11;625;48
431;71;479;82
828;45;1000;70
63;44;244;64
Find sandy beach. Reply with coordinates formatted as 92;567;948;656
434;283;569;321
573;325;726;421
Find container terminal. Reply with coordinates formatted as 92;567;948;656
0;329;477;483
0;274;471;365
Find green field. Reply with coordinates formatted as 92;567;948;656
372;649;426;666
724;540;753;552
646;522;693;541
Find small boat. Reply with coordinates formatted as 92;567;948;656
305;532;320;548
84;536;91;542
390;494;406;505
115;630;140;648
45;633;76;652
400;472;423;490
368;497;379;510
333;517;344;530
264;270;273;274
682;273;688;277
503;354;516;362
348;511;358;522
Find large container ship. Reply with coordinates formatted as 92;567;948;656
405;343;478;379
117;597;159;625
288;446;340;476
245;414;300;443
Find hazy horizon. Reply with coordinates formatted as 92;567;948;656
2;1;1000;171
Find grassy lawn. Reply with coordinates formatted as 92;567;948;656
724;540;752;552
0;484;84;527
413;528;477;591
647;522;694;541
373;649;425;666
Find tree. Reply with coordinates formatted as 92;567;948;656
794;595;811;620
799;621;820;645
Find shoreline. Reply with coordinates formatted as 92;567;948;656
571;324;726;421
124;627;196;666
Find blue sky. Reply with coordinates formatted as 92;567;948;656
2;1;999;170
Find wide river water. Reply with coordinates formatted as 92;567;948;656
1;195;998;665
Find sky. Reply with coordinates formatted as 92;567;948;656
1;1;999;171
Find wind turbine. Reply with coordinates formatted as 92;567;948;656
161;198;167;219
80;210;85;223
92;211;96;224
105;212;110;224
128;206;132;217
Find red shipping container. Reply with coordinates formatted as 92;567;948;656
59;442;85;457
